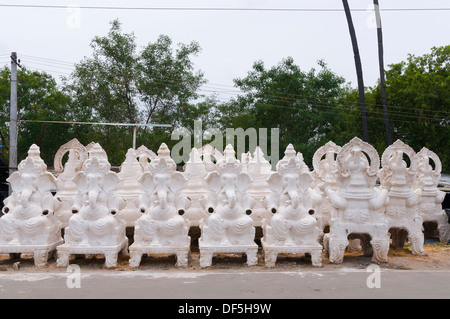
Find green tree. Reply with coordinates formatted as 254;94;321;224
329;45;450;172
223;57;346;165
383;45;450;171
0;66;71;166
64;19;207;164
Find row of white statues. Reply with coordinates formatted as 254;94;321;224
0;137;448;268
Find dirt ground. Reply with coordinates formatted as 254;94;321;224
0;229;448;273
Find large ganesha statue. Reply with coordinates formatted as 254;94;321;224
0;144;63;266
379;140;424;254
323;137;390;263
57;143;128;268
129;149;191;268
198;144;258;268
414;147;449;242
261;144;323;267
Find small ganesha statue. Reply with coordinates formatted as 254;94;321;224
129;156;191;268
199;145;258;268
261;144;323;267
57;144;127;268
414;147;449;242
0;144;63;266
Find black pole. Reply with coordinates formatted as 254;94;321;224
374;0;393;145
342;0;369;142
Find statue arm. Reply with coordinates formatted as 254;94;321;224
135;192;151;213
263;192;280;214
200;191;216;214
369;188;389;210
324;187;347;209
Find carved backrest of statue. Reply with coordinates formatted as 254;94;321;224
135;145;157;171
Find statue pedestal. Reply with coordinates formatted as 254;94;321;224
129;242;191;268
261;221;322;267
261;239;322;267
198;221;258;268
323;221;390;264
0;238;63;267
56;237;128;268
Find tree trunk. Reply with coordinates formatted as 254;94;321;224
342;0;369;142
374;0;393;145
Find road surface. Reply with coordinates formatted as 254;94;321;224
0;267;449;299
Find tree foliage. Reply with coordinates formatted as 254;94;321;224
217;57;346;166
329;45;449;171
64;19;206;164
0;67;71;165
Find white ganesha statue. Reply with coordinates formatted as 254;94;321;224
379;140;424;254
414;147;449;241
54;138;88;228
199;144;258;267
244;147;274;227
57;144;128;268
116;148;145;227
181;147;210;227
261;144;323;267
323;137;390;263
129;154;191;268
0;144;63;266
311;141;341;241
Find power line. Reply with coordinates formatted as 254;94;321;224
3;57;448;118
0;4;449;12
19;54;75;67
19;120;171;128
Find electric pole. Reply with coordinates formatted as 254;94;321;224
342;0;369;143
373;0;393;145
9;52;20;195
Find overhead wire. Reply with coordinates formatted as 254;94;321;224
0;4;448;12
0;53;448;123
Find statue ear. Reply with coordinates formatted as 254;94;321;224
38;172;57;193
205;171;221;193
266;172;283;193
297;172;313;191
169;171;188;193
72;171;87;192
236;172;253;193
138;172;155;191
104;172;120;193
6;172;22;193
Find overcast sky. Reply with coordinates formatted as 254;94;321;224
0;0;449;101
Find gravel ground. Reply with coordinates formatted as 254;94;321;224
0;237;448;274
